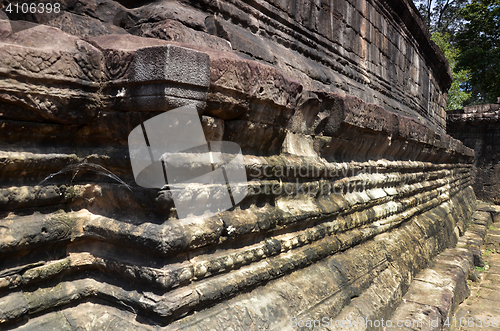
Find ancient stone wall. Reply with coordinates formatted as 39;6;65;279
2;0;451;132
0;0;475;330
448;103;500;204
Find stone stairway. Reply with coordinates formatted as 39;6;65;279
387;203;500;331
451;205;500;331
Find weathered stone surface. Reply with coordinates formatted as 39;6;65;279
0;0;477;330
3;0;451;130
45;11;128;38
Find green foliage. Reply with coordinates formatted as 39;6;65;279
476;261;490;272
432;32;472;109
456;0;500;104
417;0;500;107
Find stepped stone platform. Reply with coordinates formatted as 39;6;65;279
0;0;478;330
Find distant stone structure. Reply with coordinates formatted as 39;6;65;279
448;102;500;204
0;0;476;330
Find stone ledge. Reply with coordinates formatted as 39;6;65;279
447;104;500;123
0;29;473;162
477;202;500;223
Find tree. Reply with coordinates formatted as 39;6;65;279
455;0;500;104
432;32;472;109
414;0;469;34
415;0;473;109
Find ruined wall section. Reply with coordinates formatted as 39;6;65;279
448;103;500;204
